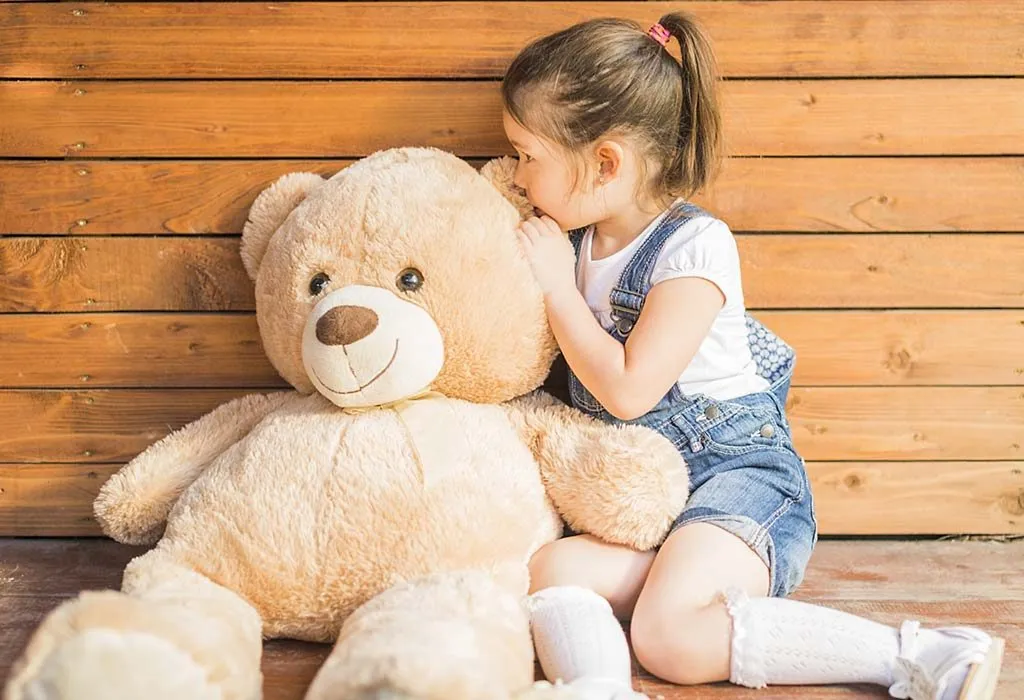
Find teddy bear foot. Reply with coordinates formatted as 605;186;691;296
306;570;534;700
6;551;263;700
332;686;418;700
515;679;649;700
9;624;220;700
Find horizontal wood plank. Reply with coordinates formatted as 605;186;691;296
0;387;1020;464
4;537;1021;604
5;157;1024;235
1;311;1021;389
741;234;1024;309
3;2;1021;79
759;311;1024;387
2;461;1020;537
3;235;1020;312
701;157;1024;234
0;464;112;536
0;238;253;312
0;389;251;463
2;80;1021;157
0;160;353;236
797;540;1024;602
808;462;1024;535
787;387;1024;462
0;314;280;388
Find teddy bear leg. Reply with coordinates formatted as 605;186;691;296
5;548;263;700
305;570;534;700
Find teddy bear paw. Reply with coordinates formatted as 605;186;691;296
10;627;219;700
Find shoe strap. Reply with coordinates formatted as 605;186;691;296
899;620;922;659
891;620;936;699
890;621;991;700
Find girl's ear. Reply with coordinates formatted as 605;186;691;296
479;156;534;220
594;140;626;184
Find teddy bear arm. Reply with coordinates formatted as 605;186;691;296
504;392;689;551
93;390;296;545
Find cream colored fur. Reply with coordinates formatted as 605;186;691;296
6;147;688;700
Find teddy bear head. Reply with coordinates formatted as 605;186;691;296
240;148;557;408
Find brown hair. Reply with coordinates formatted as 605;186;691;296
501;13;721;201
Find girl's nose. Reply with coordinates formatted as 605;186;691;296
513;161;526;189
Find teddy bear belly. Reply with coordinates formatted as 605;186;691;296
159;402;562;642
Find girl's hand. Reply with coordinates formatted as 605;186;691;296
516;215;578;298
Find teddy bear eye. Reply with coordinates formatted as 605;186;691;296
308;272;331;296
397;268;424;292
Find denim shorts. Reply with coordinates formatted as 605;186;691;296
654;390;818;597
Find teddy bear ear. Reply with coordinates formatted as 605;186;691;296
479;157;533;220
241;172;327;280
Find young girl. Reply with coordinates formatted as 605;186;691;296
504;14;1004;700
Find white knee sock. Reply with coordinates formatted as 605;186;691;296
723;589;972;699
527;586;637;698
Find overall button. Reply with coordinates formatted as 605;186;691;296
615;318;634;334
703;404;720;420
759;423;775;438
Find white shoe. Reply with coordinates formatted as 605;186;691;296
889;621;1004;700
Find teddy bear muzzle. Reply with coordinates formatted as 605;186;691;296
302;285;445;409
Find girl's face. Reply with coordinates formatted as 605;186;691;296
502;110;606;231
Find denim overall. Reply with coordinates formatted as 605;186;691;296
565;202;818;597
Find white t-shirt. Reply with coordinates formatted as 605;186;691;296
576;208;769;401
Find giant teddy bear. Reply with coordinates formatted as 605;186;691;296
6;148;688;700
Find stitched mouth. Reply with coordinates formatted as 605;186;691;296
312;339;400;396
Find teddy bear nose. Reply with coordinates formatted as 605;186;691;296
316;305;379;346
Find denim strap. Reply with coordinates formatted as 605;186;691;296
607;202;709;335
568;227;586;257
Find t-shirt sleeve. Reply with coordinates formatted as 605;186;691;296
649;217;741;304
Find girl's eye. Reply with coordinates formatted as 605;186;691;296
522;154;534;163
397;267;424;292
308;272;330;296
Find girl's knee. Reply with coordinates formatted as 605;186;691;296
630;595;725;686
528;535;637;592
528;538;585;592
630;603;686;683
528;536;655;619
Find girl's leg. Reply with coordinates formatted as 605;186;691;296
629;521;769;685
529;534;656;619
630;522;1004;700
527;535;655;699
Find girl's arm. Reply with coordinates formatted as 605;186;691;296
518;216;723;421
546;277;722;420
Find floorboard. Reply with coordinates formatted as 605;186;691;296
1;539;1020;698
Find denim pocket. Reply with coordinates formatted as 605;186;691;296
701;403;785;456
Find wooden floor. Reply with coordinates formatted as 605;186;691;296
0;539;1020;699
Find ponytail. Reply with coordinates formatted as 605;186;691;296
658;12;722;197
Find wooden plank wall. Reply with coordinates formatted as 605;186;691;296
0;1;1022;537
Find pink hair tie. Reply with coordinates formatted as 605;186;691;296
648;23;671;47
